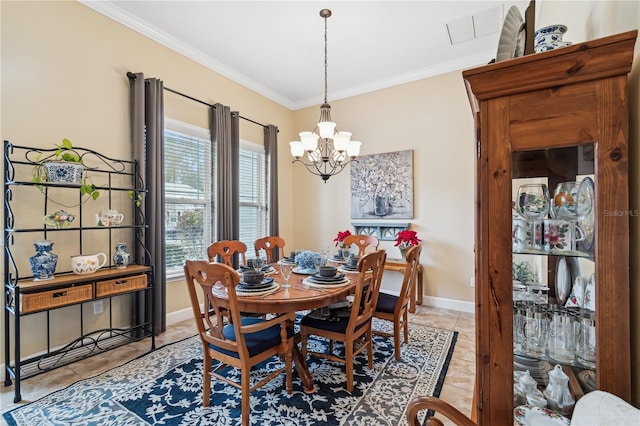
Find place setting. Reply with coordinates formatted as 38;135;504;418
302;265;351;289
337;255;360;274
235;270;279;296
237;257;277;276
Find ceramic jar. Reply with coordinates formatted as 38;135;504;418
544;364;575;416
113;243;130;269
29;240;58;280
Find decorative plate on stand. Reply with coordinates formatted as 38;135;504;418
496;6;526;62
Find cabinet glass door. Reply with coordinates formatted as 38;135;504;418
511;145;595;417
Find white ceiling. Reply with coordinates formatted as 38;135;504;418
81;1;531;110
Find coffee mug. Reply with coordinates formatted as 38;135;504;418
543;219;584;251
70;253;107;275
96;209;124;227
512;219;532;251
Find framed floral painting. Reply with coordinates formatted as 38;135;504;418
350;149;413;219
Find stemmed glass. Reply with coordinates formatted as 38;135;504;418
251;256;265;273
340;247;351;263
279;261;293;289
516;184;550;220
313;253;327;271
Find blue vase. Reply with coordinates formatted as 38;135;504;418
29;240;58;280
113;243;130;269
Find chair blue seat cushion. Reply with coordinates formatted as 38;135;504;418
375;292;399;314
210;317;292;358
300;310;367;333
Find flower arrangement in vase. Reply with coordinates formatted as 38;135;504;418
394;229;421;260
333;229;352;249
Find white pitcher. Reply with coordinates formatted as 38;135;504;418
70;253;107;275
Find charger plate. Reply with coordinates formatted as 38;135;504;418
235;282;279;297
302;277;351;289
337;265;359;274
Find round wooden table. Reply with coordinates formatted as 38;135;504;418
226;270;357;393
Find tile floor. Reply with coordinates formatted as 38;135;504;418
0;305;475;424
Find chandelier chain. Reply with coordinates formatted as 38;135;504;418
323;13;328;105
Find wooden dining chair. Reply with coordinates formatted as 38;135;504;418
406;395;476;426
207;240;247;267
374;244;422;361
342;234;379;256
300;249;387;392
183;260;296;426
254;236;285;263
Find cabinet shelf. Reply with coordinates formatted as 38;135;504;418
3;140;155;403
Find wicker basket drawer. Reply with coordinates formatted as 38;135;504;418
96;274;148;297
20;284;93;313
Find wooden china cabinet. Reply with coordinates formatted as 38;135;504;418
462;30;636;425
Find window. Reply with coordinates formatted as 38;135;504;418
163;118;268;277
164;119;215;278
239;141;268;259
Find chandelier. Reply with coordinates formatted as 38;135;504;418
289;9;361;182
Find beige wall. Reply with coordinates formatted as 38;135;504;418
291;72;476;303
1;0;639;406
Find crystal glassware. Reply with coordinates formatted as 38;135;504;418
279;260;293;289
516;184;550;220
251;256;265;273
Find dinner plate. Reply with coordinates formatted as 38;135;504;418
293;266;317;275
238;277;274;290
578;370;596;391
312;273;346;282
577;177;595;253
555;257;571;305
302;277;351;289
338;265;359;274
306;276;350;286
514;405;570;426
496;6;526;62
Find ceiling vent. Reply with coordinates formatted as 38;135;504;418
446;6;502;45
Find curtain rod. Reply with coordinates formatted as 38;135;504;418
127;72;269;129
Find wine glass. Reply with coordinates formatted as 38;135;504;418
313;253;327;271
251;256;265;273
279;260;293;289
551;181;580;220
516;184;550;220
340;247;351;263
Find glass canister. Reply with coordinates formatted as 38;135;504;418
576;311;596;368
523;303;547;357
548;307;576;364
113;243;130;269
513;301;527;352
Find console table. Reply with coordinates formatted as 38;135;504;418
384;258;423;313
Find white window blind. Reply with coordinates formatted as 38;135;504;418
239;141;267;259
164;120;215;278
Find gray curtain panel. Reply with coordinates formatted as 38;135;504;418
211;103;240;241
129;72;166;335
264;125;279;237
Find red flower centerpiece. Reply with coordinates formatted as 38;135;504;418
394;230;421;260
333;230;352;248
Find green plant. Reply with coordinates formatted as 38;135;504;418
32;138;99;200
128;190;143;207
512;260;538;284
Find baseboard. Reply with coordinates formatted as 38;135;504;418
422;295;475;313
166;307;194;326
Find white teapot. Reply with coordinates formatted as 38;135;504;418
544;364;575;415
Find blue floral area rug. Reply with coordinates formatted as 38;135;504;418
3;319;457;426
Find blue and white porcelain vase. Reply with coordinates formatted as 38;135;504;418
29;240;58;280
113;242;130;269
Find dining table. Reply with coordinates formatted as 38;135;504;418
216;266;358;394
